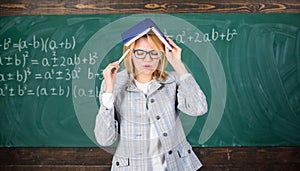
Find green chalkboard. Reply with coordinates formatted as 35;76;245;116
0;14;299;147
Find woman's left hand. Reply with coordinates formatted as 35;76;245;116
165;36;182;63
165;36;188;76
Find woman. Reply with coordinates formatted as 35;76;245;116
94;33;208;171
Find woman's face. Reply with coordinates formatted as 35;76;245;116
132;37;160;78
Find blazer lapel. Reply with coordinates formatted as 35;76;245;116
148;74;176;96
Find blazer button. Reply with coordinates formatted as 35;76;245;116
188;149;191;154
168;150;173;155
163;132;168;136
150;99;155;103
116;161;119;166
156;115;161;120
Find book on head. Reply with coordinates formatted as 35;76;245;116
121;18;173;50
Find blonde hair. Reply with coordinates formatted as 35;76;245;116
123;34;168;81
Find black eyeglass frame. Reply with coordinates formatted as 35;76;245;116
132;49;163;59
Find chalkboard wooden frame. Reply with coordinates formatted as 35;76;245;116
1;147;300;170
0;0;299;16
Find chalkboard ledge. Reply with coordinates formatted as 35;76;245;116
1;146;300;170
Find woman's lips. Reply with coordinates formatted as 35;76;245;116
143;65;152;69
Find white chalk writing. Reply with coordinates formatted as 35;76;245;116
1;28;238;98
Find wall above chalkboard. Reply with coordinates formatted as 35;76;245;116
0;13;299;147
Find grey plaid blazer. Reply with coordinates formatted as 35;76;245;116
94;70;207;171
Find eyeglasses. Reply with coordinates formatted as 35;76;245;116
133;49;163;59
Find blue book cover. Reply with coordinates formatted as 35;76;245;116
121;18;173;50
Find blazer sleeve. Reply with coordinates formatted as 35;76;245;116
94;81;118;146
177;73;208;116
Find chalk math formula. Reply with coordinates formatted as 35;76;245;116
0;35;102;98
1;28;238;98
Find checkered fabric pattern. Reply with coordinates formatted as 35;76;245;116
94;70;207;171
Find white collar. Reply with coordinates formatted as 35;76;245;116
134;79;152;94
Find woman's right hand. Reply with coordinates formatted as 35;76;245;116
102;62;120;93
